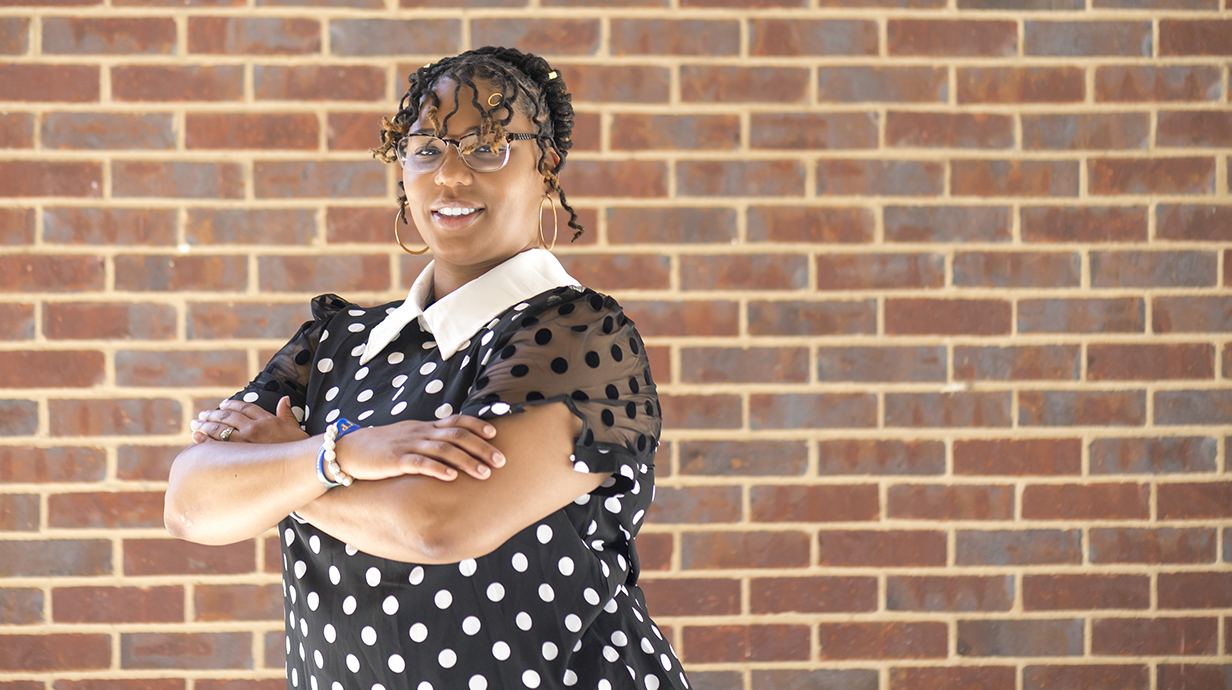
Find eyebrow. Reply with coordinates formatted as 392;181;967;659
409;127;479;137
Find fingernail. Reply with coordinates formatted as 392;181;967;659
484;425;496;437
477;465;490;477
197;411;207;420
189;420;200;429
445;469;457;479
493;453;506;467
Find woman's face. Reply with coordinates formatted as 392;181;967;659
402;77;558;268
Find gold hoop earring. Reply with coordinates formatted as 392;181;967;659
394;205;428;255
487;93;503;107
539;194;558;252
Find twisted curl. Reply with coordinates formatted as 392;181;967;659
372;46;584;242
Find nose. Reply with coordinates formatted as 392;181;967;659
433;142;473;186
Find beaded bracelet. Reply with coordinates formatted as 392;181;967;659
316;418;360;488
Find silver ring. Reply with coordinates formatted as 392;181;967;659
219;427;234;442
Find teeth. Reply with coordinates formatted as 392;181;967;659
437;207;480;217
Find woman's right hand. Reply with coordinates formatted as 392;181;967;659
335;415;506;483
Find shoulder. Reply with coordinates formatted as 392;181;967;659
497;285;638;335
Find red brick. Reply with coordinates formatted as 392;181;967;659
889;484;1015;520
1159;205;1232;241
570;112;600;152
471;18;598;56
682;347;807;384
1023;483;1148;519
682;625;810;663
818;530;946;567
123;539;255;576
886;299;1011;335
1091;436;1216;474
681;66;808;103
681;254;806;290
752;112;878;150
1023;113;1150;150
1023;574;1149;610
558;254;669;291
188;17;318;55
678;160;803;196
117;350;247;388
187;302;313;340
113;65;243;101
1095;65;1221;102
1023;665;1148;690
957;529;1082;565
1018;297;1144;333
1092;617;1217;655
0;303;34;340
0;350;103;388
329;20;457;56
49;398;181;436
1158;665;1232;690
558;65;669;103
0;494;38;531
612;114;740;151
645;486;741;523
53;586;183;623
43;17;174;54
46;302;175;340
1155;390;1232;425
1158;572;1232;608
959;619;1083;657
0;588;42;624
956;345;1080;381
955;438;1080;475
1158;111;1232;147
0;540;111;577
608;207;736;243
886;112;1012;148
261;631;282;669
49;492;164;529
891;667;1016;690
0;18;29;54
682;531;809;569
955;159;1082;197
1091;528;1216;563
114;255;245;291
43;207;175;245
1154;296;1232;333
959;67;1084;103
0;447;105;482
1018;390;1146;426
955;252;1080;288
0;161;101;197
885;206;1011;242
0;255;104;291
818;66;947;103
324;111;386;151
117;445;179;481
186;113;318;150
0;635;110;670
1090;157;1215;195
1159;482;1232;519
0;112;32;147
114;161;243;199
751;576;876;613
1022;205;1147;242
1089;343;1213;381
325;206;394;243
258;255;388;292
624;300;738;338
54;682;186;690
819;622;947;660
818;159;943;196
1094;250;1216;288
748;206;873;243
0;208;33;244
187;208;315;245
608;19;734;55
1160;19;1232;56
886;391;1011;428
889;20;1016;56
194;584;280;622
0;64;99;102
256;160;384;198
818;254;944;291
121;632;251;669
636;533;671;571
639;578;739;616
751;393;877;429
819;439;944;475
562;160;667;197
680;440;806;476
887;576;1014;611
41;113;174;151
752;19;876;56
683;0;801;9
1025;20;1152;56
748;300;875;336
255;65;384;101
752;485;879;522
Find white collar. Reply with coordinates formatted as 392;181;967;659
360;248;581;365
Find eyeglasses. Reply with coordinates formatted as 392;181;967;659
395;132;540;174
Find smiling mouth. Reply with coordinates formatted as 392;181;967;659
434;207;483;218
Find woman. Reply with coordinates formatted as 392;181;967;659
165;47;688;690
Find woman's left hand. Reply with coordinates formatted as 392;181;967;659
191;396;310;445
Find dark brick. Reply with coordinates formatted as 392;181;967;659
886;299;1012;335
1090;157;1215;195
818;346;945;382
750;576;876;613
188;302;312;340
557;65;669;103
112;65;243;102
681;347;807;383
887;576;1014;612
1158;665;1232;690
1092;617;1218;655
49;491;165;529
681;66;809;103
1022;205;1147;242
1160;19;1232;56
886;112;1013;149
954;438;1080;475
1093;250;1216;287
0;635;110;671
612;114;740;151
751;485;878;522
682;531;809;569
818;530;946;567
1156;391;1232;425
952;159;1079;196
817;159;944;196
888;20;1017;56
254;65;385;101
818;66;947;103
0;589;42;624
751;19;877;56
1095;437;1217;474
888;484;1015;520
1025;20;1152;56
638;578;739;616
1091;528;1216;564
195;584;281;621
607;208;736;244
121;632;251;669
748;300;876;336
1158;572;1232;609
645;486;741;524
1154;296;1232;333
0;494;38;531
885;391;1011;427
117;445;179;481
957;67;1084;104
956;529;1082;565
123;539;254;576
1088;343;1214;380
818;439;945;475
1019;298;1144;333
53;586;184;623
754;670;877;690
818;622;947;660
677;160;804;196
188;17;319;55
258;255;389;293
816;253;946;290
1158;205;1232;241
682;625;810;663
891;667;1016;690
254;161;384;198
955;346;1080;381
113;161;243;198
1023;574;1149;610
678;440;807;476
953;252;1080;288
1023;113;1150;150
116;350;248;387
1024;665;1148;690
958;619;1083;657
752;112;878;150
1019;390;1146;426
681;254;807;290
0;540;111;577
1158;482;1232;519
1158;111;1232;147
885;206;1011;242
659;394;741;429
43;207;175;245
49;399;181;436
1096;65;1221;102
611;19;738;55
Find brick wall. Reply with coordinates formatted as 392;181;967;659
0;0;1230;686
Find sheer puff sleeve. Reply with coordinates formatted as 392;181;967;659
227;294;350;419
460;289;661;494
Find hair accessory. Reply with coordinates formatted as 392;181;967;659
316;418;360;488
547;71;558;80
422;62;433;69
539;194;558;252
487;93;503;107
394;204;429;255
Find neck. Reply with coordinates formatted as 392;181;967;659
430;248;535;301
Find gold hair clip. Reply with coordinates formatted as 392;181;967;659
487;93;503;107
547;71;558;80
423;62;433;69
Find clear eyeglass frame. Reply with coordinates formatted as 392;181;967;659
395;132;540;174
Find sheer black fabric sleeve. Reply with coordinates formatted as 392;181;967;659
459;289;661;494
227;294;351;419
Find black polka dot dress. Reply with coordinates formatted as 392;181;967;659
230;284;689;690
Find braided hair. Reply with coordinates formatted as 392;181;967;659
373;46;584;242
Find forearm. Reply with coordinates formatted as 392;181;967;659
165;436;327;545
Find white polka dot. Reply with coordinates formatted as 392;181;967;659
345;544;358;556
391;401;407;415
314;649;324;668
492;641;511;661
355;366;369;381
460;355;470;367
487;582;505;602
462;615;481;635
584;588;600;606
438;649;457;668
425;379;444;394
459;559;477;577
320;330;330;343
423;341;436;350
388;352;404;365
350;343;366;358
342;596;356;615
469;676;488;690
516;611;533;631
299;618;308;636
434;403;453;418
652;625;663;639
357;389;373;402
409;566;424;585
605;597;619;614
512;552;528;572
348;309;365;316
598;680;611;690
542;641;558;661
618;554;628;572
243;391;259;403
563;670;577;686
491;401;512;415
539;583;555;602
294;560;307;579
574;493;591;505
612;631;628;646
521;670;540;689
641;637;654;654
633;509;645;524
382;595;399;615
565;613;582;632
634;608;644;622
416;684;432;690
329;565;340;585
361;626;377;646
435;589;452;609
323;624;336;643
366;567;381;586
481;331;494;345
604;645;619;662
420;361;437;375
536;524;553;544
409;622;427;642
332;683;342;690
645;675;660;690
347;322;365;333
605;496;622;513
292;668;298;687
558;557;575;576
373;684;384;690
285;635;290;653
357;409;374;421
575;461;590;473
285;528;295;545
514;302;529;311
288;586;297;604
660;653;671;670
346;654;360;673
388;654;405;673
325;409;340;423
308;534;320;553
307;591;319;610
317;358;333;373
